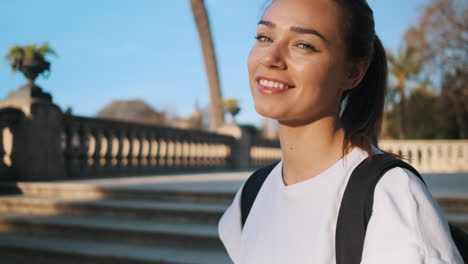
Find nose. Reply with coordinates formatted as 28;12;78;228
259;44;287;70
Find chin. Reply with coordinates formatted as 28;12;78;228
254;103;283;120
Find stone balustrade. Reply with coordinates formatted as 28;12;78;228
2;102;468;181
62;114;237;178
0;105;284;180
380;140;468;173
250;136;282;167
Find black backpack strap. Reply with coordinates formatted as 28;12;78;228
240;161;280;229
336;153;424;264
449;225;468;262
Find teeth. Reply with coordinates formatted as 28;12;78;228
259;79;290;89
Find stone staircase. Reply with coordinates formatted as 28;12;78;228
0;174;466;264
0;180;236;264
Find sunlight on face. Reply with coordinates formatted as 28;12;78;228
248;0;352;126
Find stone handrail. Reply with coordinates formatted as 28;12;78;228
63;114;237;178
380;140;468;173
241;139;468;173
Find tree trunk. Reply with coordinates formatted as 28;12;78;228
190;0;224;131
397;77;406;139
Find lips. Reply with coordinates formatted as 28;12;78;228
255;75;295;95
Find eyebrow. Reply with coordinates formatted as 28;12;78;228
258;20;329;44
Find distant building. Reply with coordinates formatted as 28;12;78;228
97;99;202;130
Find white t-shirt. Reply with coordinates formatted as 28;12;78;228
218;147;463;263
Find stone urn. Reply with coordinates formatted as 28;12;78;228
7;57;52;101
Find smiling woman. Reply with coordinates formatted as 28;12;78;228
218;0;464;263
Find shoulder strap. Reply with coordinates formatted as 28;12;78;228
240;161;280;229
335;153;423;264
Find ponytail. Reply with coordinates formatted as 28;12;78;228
331;0;388;158
341;36;388;157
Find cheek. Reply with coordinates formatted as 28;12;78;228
304;56;346;90
247;46;260;81
293;58;346;113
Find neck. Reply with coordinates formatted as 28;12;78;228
278;116;349;186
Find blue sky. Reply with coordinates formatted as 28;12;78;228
0;0;428;127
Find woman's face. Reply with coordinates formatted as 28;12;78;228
248;0;353;126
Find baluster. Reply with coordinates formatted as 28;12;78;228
64;122;79;178
145;130;154;171
135;130;145;173
104;129;115;175
194;134;202;169
159;129;169;172
91;128;103;176
182;138;190;169
173;134;181;168
75;125;89;177
152;129;161;171
115;130;126;174
168;135;177;170
127;129;136;173
464;143;468;171
189;134;197;168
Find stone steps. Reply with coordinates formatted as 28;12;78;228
0;176;466;263
2;182;467;214
435;196;468;213
0;196;226;224
0;213;224;250
0;180;234;263
0;182;234;204
0;233;230;264
446;212;468;232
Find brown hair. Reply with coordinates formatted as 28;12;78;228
334;0;388;158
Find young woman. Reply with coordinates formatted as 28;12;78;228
218;0;464;263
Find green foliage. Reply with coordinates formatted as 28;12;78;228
383;83;462;139
5;43;57;64
222;98;240;117
386;47;423;81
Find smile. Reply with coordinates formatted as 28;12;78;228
255;76;295;95
258;79;291;89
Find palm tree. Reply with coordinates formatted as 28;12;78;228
190;0;224;131
387;47;423;139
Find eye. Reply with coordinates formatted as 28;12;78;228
296;42;318;52
255;34;272;42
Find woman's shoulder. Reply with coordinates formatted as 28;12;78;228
361;165;464;263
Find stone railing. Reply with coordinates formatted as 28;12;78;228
250;136;281;167
0;100;282;181
2;97;467;181
62;115;237;178
380;140;468;173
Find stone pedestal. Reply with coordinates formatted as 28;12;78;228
0;94;65;181
6;83;52;102
217;124;257;170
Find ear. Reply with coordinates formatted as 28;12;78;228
343;57;371;91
